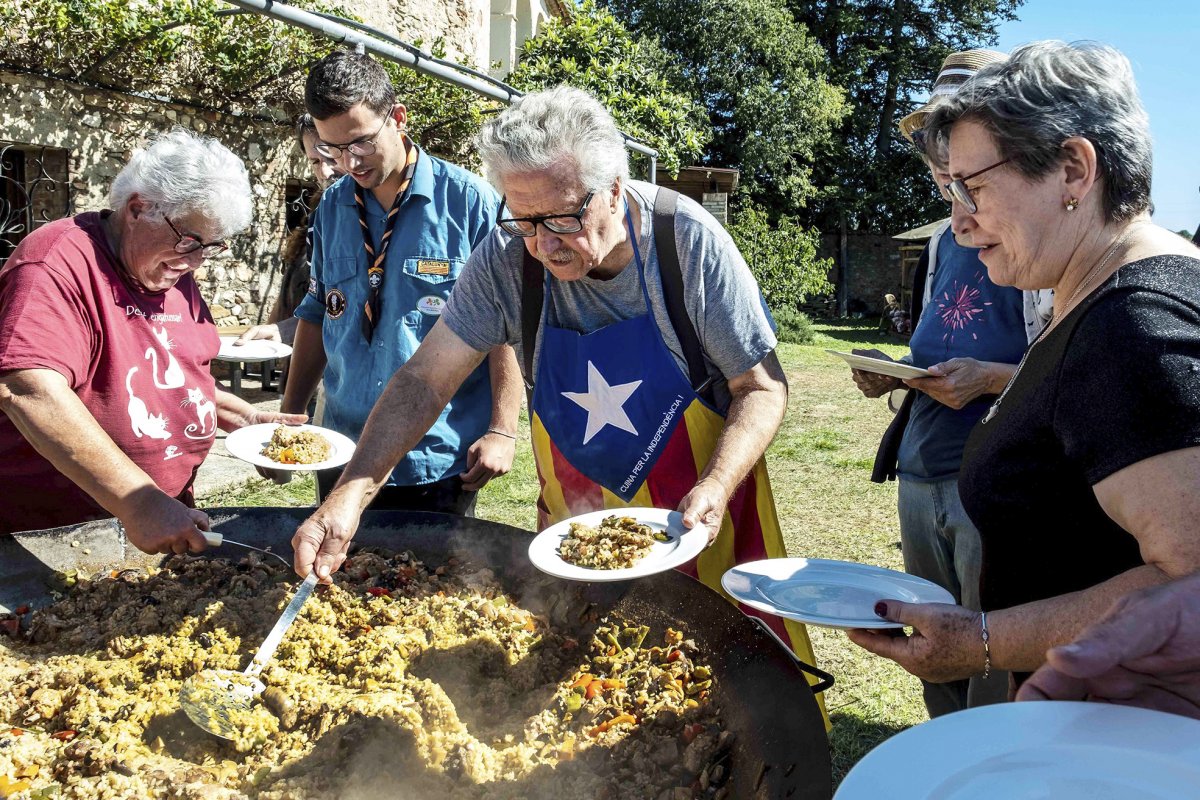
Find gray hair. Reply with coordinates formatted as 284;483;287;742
108;128;253;238
925;40;1151;224
476;86;629;194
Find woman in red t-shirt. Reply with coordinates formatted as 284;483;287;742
0;128;305;552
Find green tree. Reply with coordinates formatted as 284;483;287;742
600;0;848;219
728;201;832;310
788;0;1023;232
506;0;709;177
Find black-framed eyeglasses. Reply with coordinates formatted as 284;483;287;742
164;216;228;258
314;115;390;159
944;157;1013;214
497;192;595;237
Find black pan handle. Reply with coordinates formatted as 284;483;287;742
749;616;835;694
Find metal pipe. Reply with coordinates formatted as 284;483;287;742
222;0;659;170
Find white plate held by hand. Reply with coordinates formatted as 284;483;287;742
223;423;355;472
835;701;1200;800
218;336;293;363
826;350;930;380
721;557;954;629
528;508;708;582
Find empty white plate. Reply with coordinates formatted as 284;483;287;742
218;336;293;363
835;701;1200;799
224;423;355;471
721;557;954;629
528;508;709;582
827;349;930;380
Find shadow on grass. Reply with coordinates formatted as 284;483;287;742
828;710;915;787
817;325;908;348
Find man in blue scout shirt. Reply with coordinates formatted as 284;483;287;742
281;49;522;514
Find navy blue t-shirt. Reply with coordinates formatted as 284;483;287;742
897;231;1028;481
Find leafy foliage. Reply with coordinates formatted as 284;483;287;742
788;0;1023;232
507;0;709;177
380;43;499;166
601;0;848;218
771;307;817;345
728;201;833;310
0;0;340;113
0;0;496;162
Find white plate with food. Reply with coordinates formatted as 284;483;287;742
826;350;930;380
528;508;709;582
721;557;954;629
223;423;355;471
835;701;1200;799
217;336;293;363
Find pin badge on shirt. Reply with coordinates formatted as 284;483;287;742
417;295;444;316
326;288;347;319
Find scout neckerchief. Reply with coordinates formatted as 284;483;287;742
354;139;418;342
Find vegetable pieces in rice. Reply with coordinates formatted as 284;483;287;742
260;425;332;465
559;515;668;569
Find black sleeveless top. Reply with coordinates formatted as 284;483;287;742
960;255;1200;646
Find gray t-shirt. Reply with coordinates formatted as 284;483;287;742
441;180;777;412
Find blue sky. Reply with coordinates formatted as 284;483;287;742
994;1;1200;235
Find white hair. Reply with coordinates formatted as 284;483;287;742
108;128;252;237
476;86;630;194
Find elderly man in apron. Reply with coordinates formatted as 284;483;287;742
292;86;826;719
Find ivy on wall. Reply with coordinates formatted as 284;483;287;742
0;0;497;161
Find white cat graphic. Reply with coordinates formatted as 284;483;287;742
125;367;171;440
145;326;184;389
181;387;216;440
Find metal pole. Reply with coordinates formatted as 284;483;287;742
222;0;659;168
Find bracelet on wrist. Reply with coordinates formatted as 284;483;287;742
486;428;517;440
979;611;992;679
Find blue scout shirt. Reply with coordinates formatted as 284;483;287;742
295;146;500;486
897;231;1029;481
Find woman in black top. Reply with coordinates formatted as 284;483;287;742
849;40;1200;692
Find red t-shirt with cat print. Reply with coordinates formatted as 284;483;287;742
0;212;220;534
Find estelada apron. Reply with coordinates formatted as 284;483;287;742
529;208;827;721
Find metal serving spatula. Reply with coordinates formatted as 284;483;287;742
179;571;318;739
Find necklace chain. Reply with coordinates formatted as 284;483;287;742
982;224;1138;424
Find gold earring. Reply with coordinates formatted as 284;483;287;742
1065;197;1079;212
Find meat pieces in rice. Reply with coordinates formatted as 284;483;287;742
260;425;332;465
559;515;667;569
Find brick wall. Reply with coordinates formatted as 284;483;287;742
818;232;908;316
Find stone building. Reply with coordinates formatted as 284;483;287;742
0;0;561;327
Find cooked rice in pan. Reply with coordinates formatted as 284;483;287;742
0;549;731;799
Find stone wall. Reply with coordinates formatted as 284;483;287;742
0;1;500;329
0;69;305;328
361;0;490;67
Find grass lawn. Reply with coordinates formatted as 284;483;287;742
197;318;926;786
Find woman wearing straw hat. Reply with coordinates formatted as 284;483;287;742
849;40;1200;702
843;49;1050;718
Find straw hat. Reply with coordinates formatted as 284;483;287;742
898;49;1007;143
